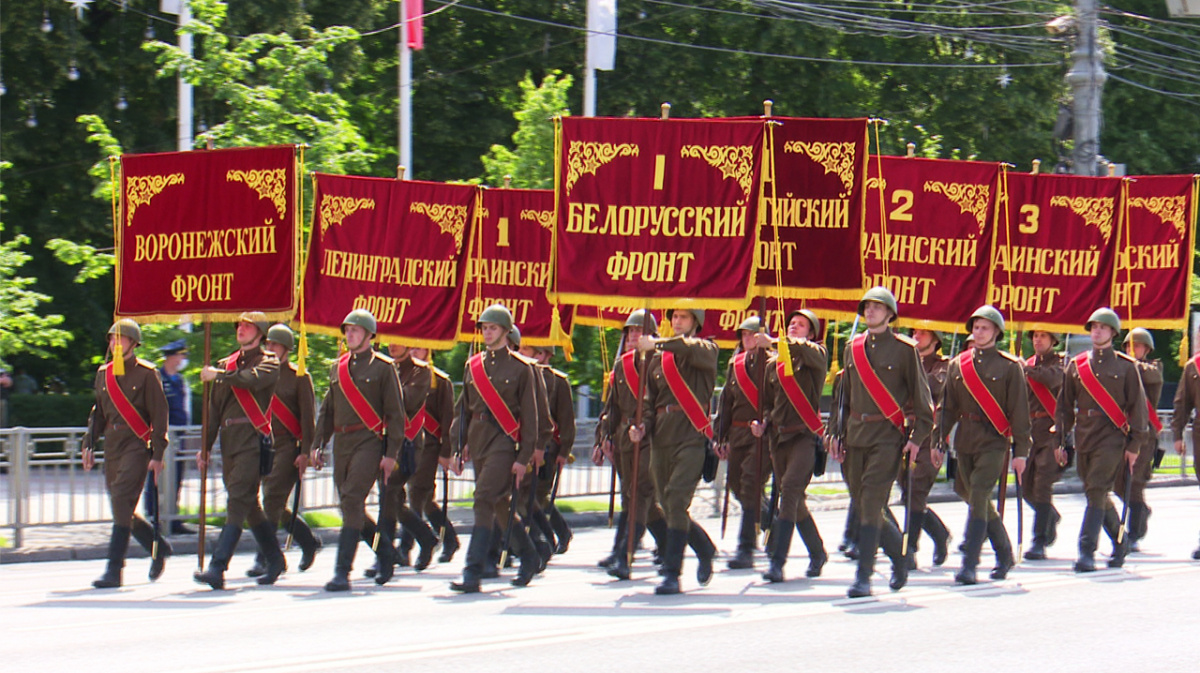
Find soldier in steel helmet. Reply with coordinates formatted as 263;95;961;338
1021;329;1068;561
715;314;772;571
749;308;829;582
1058;308;1149;572
402;346;460;564
1171;334;1200;560
940;305;1031;585
628;307;719;595
828;287;933;598
83;319;171;588
1113;327;1162;551
516;341;577;555
449;305;542;593
306;308;407;591
244;324;321;578
901;328;952;567
194;312;284;590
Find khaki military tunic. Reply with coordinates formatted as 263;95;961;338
601;350;665;527
900;350;949;514
1022;351;1064;505
761;337;828;523
313;349;405;530
1171;357;1200;482
85;356;169;527
942;345;1032;522
407;360;455;513
449;347;538;529
641;336;719;531
1057;346;1150;509
717;348;771;514
261;361;315;526
835;329;934;528
536;365;576;506
380;355;433;521
207;346;280;528
1115;357;1163;503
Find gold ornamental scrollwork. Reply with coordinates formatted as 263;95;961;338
784;141;857;197
411;202;468;252
227;168;288;219
565;141;639;195
1129;195;1187;240
1050;195;1115;244
865;176;886;192
319;195;376;233
520;209;555;230
126;173;185;226
924;181;991;236
679;145;755;201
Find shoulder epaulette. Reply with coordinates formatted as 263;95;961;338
513;352;540;366
410;356;431;370
375;352;396;365
432;366;451;381
550;367;569;381
1115;351;1137;364
894;333;918;347
136;357;157;370
285;361;299;373
997;350;1023;364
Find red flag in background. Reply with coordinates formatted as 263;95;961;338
407;0;424;51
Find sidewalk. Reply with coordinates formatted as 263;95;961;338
3;473;1195;565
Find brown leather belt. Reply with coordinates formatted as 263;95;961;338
779;423;812;434
731;420;754;428
1031;411;1053;420
334;422;367;433
855;413;889;422
963;412;988;422
223;417;253;427
657;404;683;415
1082;409;1110;418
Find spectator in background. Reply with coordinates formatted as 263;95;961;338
0;370;12;427
13;369;38;395
144;339;193;535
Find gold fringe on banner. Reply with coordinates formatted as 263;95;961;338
549;305;574;361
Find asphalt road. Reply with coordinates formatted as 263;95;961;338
4;485;1200;673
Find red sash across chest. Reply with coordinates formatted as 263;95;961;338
1073;351;1130;433
776;358;823;434
849;334;905;430
225;351;272;436
731;351;760;413
958;350;1012;438
467;352;521;441
104;363;151;443
1024;356;1058;419
337;352;384;435
661;351;713;440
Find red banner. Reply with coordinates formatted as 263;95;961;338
115;145;299;322
988;172;1122;333
457;188;574;347
706;298;806;348
1111;175;1198;329
806;156;999;331
752;117;868;300
552;116;765;310
302;173;473;348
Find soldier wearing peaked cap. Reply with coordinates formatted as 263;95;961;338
307;309;407;591
83;319;171;588
941;306;1031;585
829;287;934;598
1058;308;1150;572
194;312;285;590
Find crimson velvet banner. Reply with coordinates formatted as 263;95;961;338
302;173;473;348
115;145;299;322
805;156;1000;331
752;117;868;300
988;172;1123;333
553;116;765;310
457;188;574;347
1111;175;1198;329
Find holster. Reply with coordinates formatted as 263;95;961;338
258;433;274;476
702;440;719;483
812;434;828;477
399;439;418;478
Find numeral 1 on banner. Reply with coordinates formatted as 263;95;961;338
654;155;666;190
497;217;510;247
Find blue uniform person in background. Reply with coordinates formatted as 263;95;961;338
143;338;193;535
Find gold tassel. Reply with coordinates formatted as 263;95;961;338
296;329;309;377
826;321;840;386
549;306;574;362
777;325;793;376
112;340;125;376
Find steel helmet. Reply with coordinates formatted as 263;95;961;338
857;286;898;322
1124;327;1154;350
1084;307;1121;334
477;304;514;332
786;309;823;342
341;308;378;336
266;323;295;352
238;311;271;337
966;305;1005;334
666;308;705;331
107;318;142;346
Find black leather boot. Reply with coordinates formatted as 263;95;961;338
250;520;287;585
427;505;460;563
362;518;397;578
796;516;827;578
131;516;171;581
397;529;414;567
879;519;908;591
194;525;242;590
285;511;322;571
954;517;988;585
325;526;359;591
839;501;858;554
1045;504;1061;546
510;522;541;587
655;528;687;595
923;508;950;567
847;525;878;598
762;519;793;583
727;512;757;570
528;509;555;568
646;517;668;567
450;525;492;593
608;522;644;580
598;512;628;569
987;517;1015;580
245;552;267;578
93;524;131;589
363;520;396;585
1024;503;1049;561
1103;506;1129;568
399;509;438;571
905;509;925;571
1128;502;1149;552
548;505;573;554
1074;506;1104;573
688;519;716;586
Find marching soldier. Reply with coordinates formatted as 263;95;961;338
194;312;285;590
1022;330;1068;560
1058;308;1149;572
306;309;407;591
751;309;829;582
245;324;321;578
517;342;577;554
83;319;171;588
1171;342;1200;560
940;306;1031;585
595;310;671;579
716;316;772;570
393;345;460;566
449;305;541;593
629;307;719;595
504;326;555;571
1115;328;1163;551
902;329;952;567
828;287;934;598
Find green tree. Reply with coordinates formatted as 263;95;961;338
480;71;573;188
